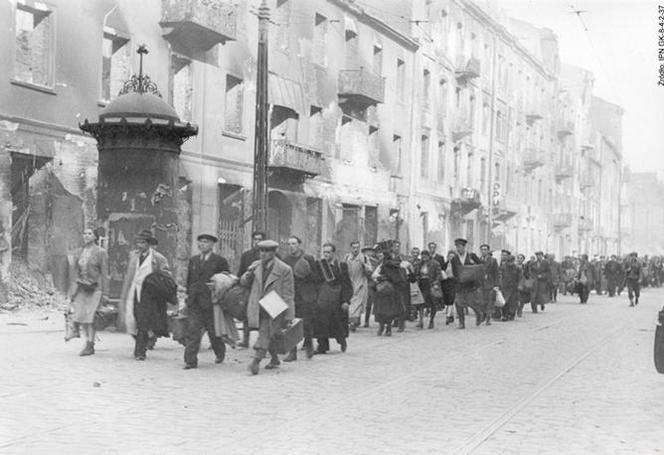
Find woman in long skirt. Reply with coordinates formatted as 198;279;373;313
415;250;442;329
371;249;402;336
68;228;109;356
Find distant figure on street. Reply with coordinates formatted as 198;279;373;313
183;234;230;369
67;228;109;356
241;239;295;375
237;231;266;348
344;241;372;332
547;254;561;302
625;252;643;307
450;238;483;329
120;229;170;360
372;241;403;336
576;254;593;304
604;255;623;297
479;244;499;325
528;251;551;313
441;249;457;325
414;249;442;329
499;250;521;321
363;245;380;328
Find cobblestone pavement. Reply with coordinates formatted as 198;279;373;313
1;289;663;454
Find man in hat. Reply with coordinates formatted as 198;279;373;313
282;235;318;361
479;244;499;325
499;250;521;321
344;241;373;332
241;239;295;375
427;242;446;269
237;231;266;348
528;251;550;313
183;234;230;369
119;229;171;360
449;238;483;329
604;254;622;297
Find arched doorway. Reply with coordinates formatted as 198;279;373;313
268;190;292;253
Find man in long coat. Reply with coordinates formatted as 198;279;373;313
450;238;484;329
237;231;266;348
499;250;521;321
604;255;622;297
183;234;230;369
119;229;170;360
479;244;499;325
282;235;318;361
547;254;561;302
241;240;295;375
314;243;353;354
528;251;551;313
344;241;373;332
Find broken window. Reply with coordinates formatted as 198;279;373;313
313;13;328;67
101;28;130;101
170;54;192;121
275;0;291;51
437;141;445;182
396;59;405;100
368;125;379;168
392;134;402;175
309;105;324;150
364;206;378;247
373;44;383;76
224;74;244;134
270;105;298;142
14;3;54;86
421;134;429;179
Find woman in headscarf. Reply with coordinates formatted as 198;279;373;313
371;242;403;336
67;228;109;356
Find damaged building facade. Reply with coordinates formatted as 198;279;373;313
0;0;625;298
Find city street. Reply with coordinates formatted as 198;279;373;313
1;290;663;454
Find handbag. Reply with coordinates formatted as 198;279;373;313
376;280;394;297
168;313;188;345
495;289;506;308
458;265;483;284
410;282;425;305
93;304;118;331
579;273;589;285
430;281;443;300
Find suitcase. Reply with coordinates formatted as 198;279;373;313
654;307;664;374
458;264;483;285
274;318;304;355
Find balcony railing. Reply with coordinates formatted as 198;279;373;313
452;114;472;142
338;68;385;106
160;0;237;50
557;120;574;138
523;148;545;171
451;187;481;215
492;195;519;222
555;163;574;181
455;57;481;83
552;212;573;229
269;139;323;179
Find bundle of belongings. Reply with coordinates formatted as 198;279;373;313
209;272;250;347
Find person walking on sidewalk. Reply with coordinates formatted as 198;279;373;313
441;250;457;325
624;252;643;307
479;244;499;325
183;234;230;369
604;255;622;298
414;250;442;329
237;231;266;348
242;240;295;375
372;242;402;336
120;229;170;360
576;254;593;304
499;250;521;321
528;251;551;313
282;236;318;361
344;241;372;332
450;238;483;329
313;243;353;354
67;228;109;356
363;246;380;328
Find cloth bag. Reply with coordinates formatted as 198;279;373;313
410;282;425;305
495;289;506;308
220;284;249;320
430;281;443;300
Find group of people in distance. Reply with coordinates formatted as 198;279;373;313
66;227;646;374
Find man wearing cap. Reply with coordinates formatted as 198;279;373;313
183;234;230;369
479;244;499;325
237;231;266;349
119;229;171;360
242;239;295;375
282;235;318;361
528;251;550;313
344;241;373;332
449;238;483;329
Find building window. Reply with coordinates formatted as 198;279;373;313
439;79;448;117
453;146;460;180
455;87;462;108
313;13;328;67
368;125;379;167
437;141;445;182
101;29;131;101
422;212;429;248
495;162;501;183
345;26;358;67
275;0;291;51
373;45;383;76
393;134;402;174
421;134;430;178
466;151;473;187
309;105;324;149
14;3;54;87
482;103;489;135
423;69;431;106
170;54;192;121
480;157;487;193
364;206;378;247
224;74;244;134
396;59;405;100
496;110;503;143
469;94;476;126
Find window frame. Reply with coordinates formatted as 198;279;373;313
12;1;56;91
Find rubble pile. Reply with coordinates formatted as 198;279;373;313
0;261;68;312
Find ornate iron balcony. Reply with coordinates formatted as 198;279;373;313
552;212;573;229
523;148;545;171
492;195;519;222
452;187;481;215
578;217;593;232
455;57;481;83
555;163;574;181
526;109;543;125
338;68;385;106
452;114;472;142
557;120;574;138
160;0;237;50
269;139;323;179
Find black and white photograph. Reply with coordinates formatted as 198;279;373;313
2;0;664;453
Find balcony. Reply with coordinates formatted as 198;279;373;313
452;114;472;142
522;148;545;172
338;68;385;106
557;120;574;138
268;139;323;181
555;163;574;182
579;174;596;189
160;0;237;51
451;187;481;215
578;217;593;232
455;57;481;84
492;195;519;222
551;212;573;230
525;110;543;125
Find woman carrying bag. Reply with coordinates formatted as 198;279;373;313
414;250;443;329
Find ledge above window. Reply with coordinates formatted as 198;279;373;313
222;130;246;141
11;79;56;95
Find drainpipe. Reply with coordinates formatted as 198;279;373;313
486;36;497;245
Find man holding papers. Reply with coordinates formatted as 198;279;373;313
240;239;295;375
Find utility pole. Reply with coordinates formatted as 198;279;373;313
251;0;270;235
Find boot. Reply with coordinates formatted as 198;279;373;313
445;316;454;325
377;323;384;336
416;320;424;329
283;348;297;362
485;314;492;326
385;325;392;337
457;323;465;329
79;341;94;356
428;319;434;329
475;312;484;326
265;355;280;370
248;358;260;375
397;320;405;332
306;344;315;359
